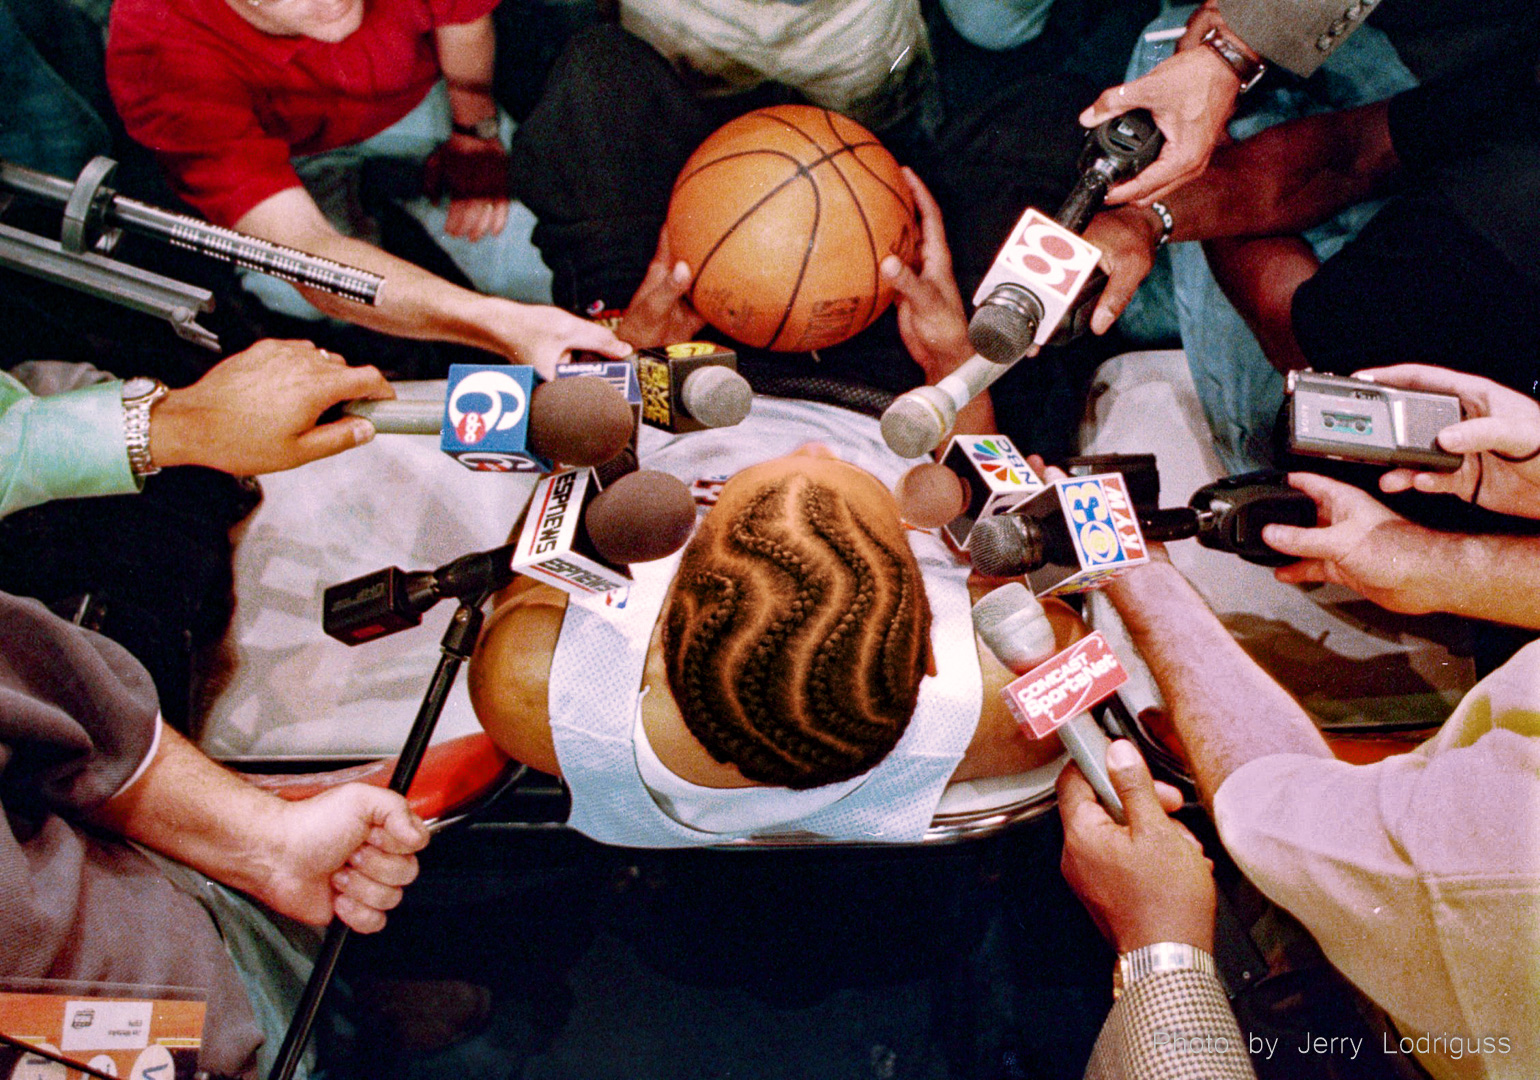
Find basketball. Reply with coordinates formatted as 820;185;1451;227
666;105;919;353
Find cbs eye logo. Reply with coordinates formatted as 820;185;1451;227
1064;480;1123;565
448;370;528;445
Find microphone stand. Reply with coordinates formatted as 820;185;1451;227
268;583;493;1080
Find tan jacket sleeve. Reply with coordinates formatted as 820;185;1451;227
1084;968;1257;1080
1215;0;1381;77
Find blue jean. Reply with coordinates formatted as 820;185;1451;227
1125;7;1416;471
242;81;554;320
0;0;111;176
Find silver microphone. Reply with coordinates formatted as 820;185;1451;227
971;583;1127;824
879;354;1014;458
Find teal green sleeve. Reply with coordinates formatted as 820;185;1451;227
0;373;139;518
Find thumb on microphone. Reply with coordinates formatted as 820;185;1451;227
1104;740;1166;832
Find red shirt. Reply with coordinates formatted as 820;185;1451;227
107;0;499;227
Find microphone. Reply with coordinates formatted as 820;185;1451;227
966;472;1151;596
894;434;1044;548
510;466;695;599
879;354;1012;460
343;366;634;471
970;471;1317;576
972;583;1131;823
970;110;1164;364
322;466;696;643
634;342;753;433
878;112;1163;458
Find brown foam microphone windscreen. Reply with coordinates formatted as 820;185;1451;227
666;105;918;352
528;376;635;467
585;470;697;565
895;462;969;529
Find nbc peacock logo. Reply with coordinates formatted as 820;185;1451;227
968;438;1029;486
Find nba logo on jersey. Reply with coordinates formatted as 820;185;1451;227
441;364;546;472
972;207;1102;347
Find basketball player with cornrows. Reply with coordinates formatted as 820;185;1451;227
468;167;1049;843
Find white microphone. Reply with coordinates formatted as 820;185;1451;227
971;583;1127;824
879;353;1013;459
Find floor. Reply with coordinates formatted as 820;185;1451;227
321;816;1115;1080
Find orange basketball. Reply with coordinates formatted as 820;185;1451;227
666;105;919;353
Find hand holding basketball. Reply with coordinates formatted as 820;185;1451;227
618;228;707;349
666;105;919;352
880;168;972;379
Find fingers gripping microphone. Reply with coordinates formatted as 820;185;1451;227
970;110;1164;364
322;467;696;643
972;583;1129;823
343;367;634;471
880;112;1163;457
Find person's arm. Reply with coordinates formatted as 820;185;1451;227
148;339;389;474
1215;0;1373;80
1262;472;1540;628
1061;741;1257;1080
1084;102;1399;335
1;340;392;518
236;190;628;378
467;579;567;776
91;723;429;933
1102;555;1331;804
0;371;138;517
432;14;510;241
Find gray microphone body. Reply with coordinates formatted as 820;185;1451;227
971;582;1126;824
880;353;1013;458
342;397;439;434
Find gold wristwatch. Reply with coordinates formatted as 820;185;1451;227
121;376;169;478
1113;941;1217;1000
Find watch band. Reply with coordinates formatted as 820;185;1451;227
1200;27;1267;93
122;377;169;478
1149;201;1174;246
1113;942;1217;999
451;117;500;140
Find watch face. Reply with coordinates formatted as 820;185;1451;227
122;376;156;399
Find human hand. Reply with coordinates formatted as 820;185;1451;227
880;167;973;379
482;300;632;379
425;134;512;242
1058;740;1214;953
1080;46;1243;206
617;227;706;349
255;784;430;933
149;340;389;475
1262;472;1446;612
1083;206;1164;335
1359;365;1540;520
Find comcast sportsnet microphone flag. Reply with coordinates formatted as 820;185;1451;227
1001;631;1129;738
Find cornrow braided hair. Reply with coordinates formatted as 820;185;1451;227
662;475;932;789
